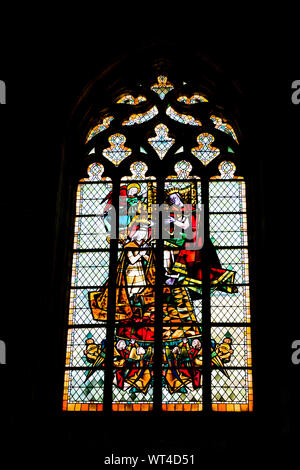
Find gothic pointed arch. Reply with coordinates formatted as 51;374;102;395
61;48;253;413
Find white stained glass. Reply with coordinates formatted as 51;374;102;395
74;216;109;250
209;181;246;213
76;183;113;216
66;327;107;367
191;134;220;166
67;369;104;403
102;134;132;166
166;106;201;126
122;106;158;125
211;286;250;323
211;369;252;405
68;289;104;326
151;75;174;100
209;213;248;247
148;124;175;159
162;382;202;404
71;251;110;287
211;326;252;368
216;248;249;284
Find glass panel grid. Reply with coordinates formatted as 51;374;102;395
215;248;249;284
63;369;105;411
209;180;247;213
71;251;110;287
211;369;253;412
210;213;248;247
211;286;250;323
209;176;252;412
73;216;110;250
65;327;107;368
65;179;112;411
211;326;252;368
76;182;113;216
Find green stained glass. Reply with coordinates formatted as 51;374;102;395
166;106;202;126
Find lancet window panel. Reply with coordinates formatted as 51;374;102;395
208;163;252;412
63;169;113;412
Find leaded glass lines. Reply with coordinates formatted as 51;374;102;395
209;169;252;411
64;72;252;414
148;124;175;159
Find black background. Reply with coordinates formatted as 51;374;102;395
0;8;299;466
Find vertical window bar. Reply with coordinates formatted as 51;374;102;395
201;174;212;412
103;175;120;412
153;177;165;413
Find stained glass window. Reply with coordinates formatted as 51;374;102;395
102;134;132;166
166;106;202;126
63;74;253;413
148;124;175;159
122;106;158;126
117;94;147;105
209;162;252;411
85;116;114;143
177;94;208;104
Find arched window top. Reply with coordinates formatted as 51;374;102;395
82;73;240;175
63;56;252;414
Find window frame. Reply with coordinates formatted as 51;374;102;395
60;69;255;416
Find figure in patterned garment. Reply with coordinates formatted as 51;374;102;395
87;183;236;393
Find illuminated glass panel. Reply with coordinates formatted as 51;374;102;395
151;75;174;99
166;106;202;126
117;94;147;104
65;69;252;414
102;134;132;166
210;115;238;143
85;116;114;143
191;133;220;166
63;168;112;412
121;161;146;181
148;124;175;159
177;94;208;104
211;369;253;412
209;162;252;411
165;160;194;180
162;176;203;411
122;106;158;126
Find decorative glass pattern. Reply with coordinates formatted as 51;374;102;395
85;116;114;143
151;75;174;99
177;94;208;104
209;163;252;411
165;160;194;180
63;168;112;412
210;115;238;143
117;94;147;104
65;70;253;413
211;369;253;412
102;134;132;166
121;161;156;181
166;106;202;126
122;106;158;126
148;124;175;159
191;133;220;166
